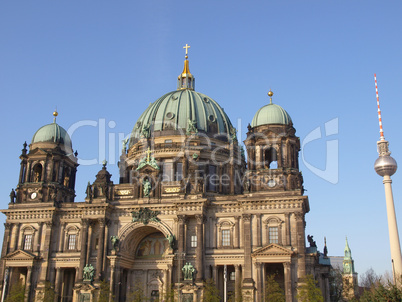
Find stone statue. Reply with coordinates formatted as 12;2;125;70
122;138;129;152
182;262;196;281
9;189;16;204
110;236;119;251
307;235;317;248
166;234;175;249
230;127;237;141
186;119;198;135
63;175;70;187
142;124;150;138
143;179;151;197
197;178;204;193
85;182;92;200
132;208;161;225
34;170;41;182
83;264;95;281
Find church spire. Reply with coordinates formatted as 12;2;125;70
177;44;195;90
344;237;352;259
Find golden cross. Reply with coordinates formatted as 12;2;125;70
146;147;152;163
183;44;191;55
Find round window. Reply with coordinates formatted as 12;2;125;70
166;112;175;119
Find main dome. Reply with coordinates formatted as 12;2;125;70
32;122;73;149
129;52;235;147
129;89;234;146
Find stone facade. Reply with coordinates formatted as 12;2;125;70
0;55;330;302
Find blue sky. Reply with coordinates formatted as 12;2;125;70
1;0;402;278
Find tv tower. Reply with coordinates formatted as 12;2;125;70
373;74;402;282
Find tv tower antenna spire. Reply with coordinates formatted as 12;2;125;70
373;73;402;283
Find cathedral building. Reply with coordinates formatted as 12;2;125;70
0;48;330;301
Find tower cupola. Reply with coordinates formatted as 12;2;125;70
15;111;78;204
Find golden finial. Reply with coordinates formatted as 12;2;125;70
53;108;58;123
268;90;274;104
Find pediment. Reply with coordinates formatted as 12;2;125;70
252;244;294;257
137;165;159;174
27;148;48;156
3;250;38;261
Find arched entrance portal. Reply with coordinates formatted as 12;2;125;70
117;224;174;302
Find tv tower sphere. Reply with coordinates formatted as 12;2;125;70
375;154;397;177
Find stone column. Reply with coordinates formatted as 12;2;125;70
125;270;132;300
284;213;290;246
109;265;115;302
25;161;31;183
242;214;253;281
195;215;204;281
103;219;110;273
0;224;11;294
167;264;172;295
96;219;106;280
177;215;186;254
58;222;66;252
212;266;218;284
75;267;80;284
295;213;306;279
256;214;262;247
19;160;26;184
212;217;217;249
235;217;240;248
163;268;169;297
36;222;43;254
54;267;62;300
79;219;89;281
39;221;53;282
10;223;20;252
24;266;32;302
234;264;241;301
1;224;11;257
86;221;94;264
283;262;292;302
254;262;262;302
229;158;235;194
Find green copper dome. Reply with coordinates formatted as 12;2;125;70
251;103;292;127
129;89;235;146
32;122;73;149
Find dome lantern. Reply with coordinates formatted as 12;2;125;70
177;44;195;90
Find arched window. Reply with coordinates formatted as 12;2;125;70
264;217;283;245
217;220;235;248
64;225;80;251
264;147;278;169
20;225;36;251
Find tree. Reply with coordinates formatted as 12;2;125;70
264;274;285;302
360;279;402;302
296;274;324;302
328;269;343;302
5;281;25;302
127;280;147;302
163;285;175;302
42;282;56;302
97;279;113;302
359;267;380;289
203;278;220;302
